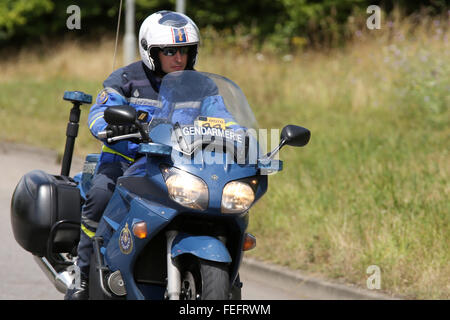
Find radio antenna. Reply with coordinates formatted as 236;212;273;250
112;0;124;71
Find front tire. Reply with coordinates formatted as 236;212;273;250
179;257;230;300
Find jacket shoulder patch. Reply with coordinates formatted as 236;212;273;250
97;90;109;104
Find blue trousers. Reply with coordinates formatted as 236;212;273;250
76;161;130;277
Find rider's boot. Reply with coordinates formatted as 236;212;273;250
64;275;89;300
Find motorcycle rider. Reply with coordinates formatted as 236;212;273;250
66;9;242;300
65;10;204;300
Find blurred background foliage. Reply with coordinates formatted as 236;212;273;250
0;0;448;51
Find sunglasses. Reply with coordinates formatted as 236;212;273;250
160;46;190;56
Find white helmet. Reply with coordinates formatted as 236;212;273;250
139;10;200;72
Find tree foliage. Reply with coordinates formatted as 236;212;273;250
0;0;447;48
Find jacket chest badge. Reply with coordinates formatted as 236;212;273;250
133;89;140;97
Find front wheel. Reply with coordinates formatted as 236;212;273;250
179;257;230;300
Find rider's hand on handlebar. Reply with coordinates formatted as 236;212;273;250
106;124;138;137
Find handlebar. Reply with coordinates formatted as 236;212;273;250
97;130;143;144
97;130;112;140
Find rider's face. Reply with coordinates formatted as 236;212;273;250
159;48;188;74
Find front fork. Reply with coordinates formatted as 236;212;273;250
166;230;181;300
165;230;235;300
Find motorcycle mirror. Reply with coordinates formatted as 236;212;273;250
260;125;310;162
104;105;137;125
280;125;311;147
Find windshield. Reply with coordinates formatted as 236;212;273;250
148;71;265;158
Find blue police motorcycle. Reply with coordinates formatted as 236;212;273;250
11;71;310;300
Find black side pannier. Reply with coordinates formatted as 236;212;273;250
11;170;81;257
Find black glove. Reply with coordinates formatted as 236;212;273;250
105;124;138;137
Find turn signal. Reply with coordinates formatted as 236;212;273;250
243;233;256;251
132;221;148;239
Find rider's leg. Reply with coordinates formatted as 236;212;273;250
65;161;128;300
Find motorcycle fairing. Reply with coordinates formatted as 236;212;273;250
101;184;177;299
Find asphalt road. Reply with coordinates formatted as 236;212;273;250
0;143;308;300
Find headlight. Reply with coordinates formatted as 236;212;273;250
161;165;209;210
221;181;255;214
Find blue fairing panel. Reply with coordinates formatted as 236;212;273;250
171;233;232;263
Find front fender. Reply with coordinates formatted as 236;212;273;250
171;233;231;263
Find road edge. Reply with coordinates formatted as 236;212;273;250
241;257;404;300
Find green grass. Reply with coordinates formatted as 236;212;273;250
0;15;448;299
201;16;449;299
0;77;103;156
